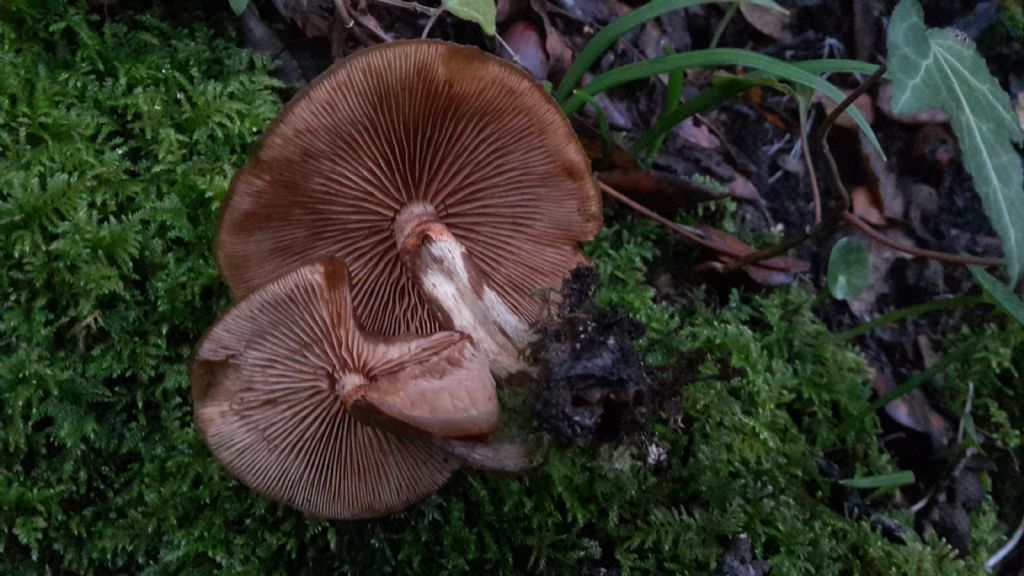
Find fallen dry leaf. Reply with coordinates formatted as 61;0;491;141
738;2;792;42
530;0;573;74
852;186;887;227
694;225;810;286
500;20;549;79
239;6;306;87
868;358;951;449
858;131;903;221
726;174;762;203
675;117;721;149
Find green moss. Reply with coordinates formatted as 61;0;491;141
0;2;1014;574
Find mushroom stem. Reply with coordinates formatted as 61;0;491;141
394;203;532;377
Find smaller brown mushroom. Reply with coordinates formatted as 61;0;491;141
191;259;508;519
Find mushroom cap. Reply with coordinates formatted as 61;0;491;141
191;260;498;519
217;39;601;337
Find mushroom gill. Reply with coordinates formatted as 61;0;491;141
191;260;498;519
217;39;602;376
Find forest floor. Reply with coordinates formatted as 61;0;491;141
2;0;1024;574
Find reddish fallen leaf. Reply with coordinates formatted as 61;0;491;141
496;0;528;23
500;20;549;79
726;174;762;203
675;117;721;149
348;8;392;43
852;185;887;227
868;359;951;449
529;0;573;74
693;225;810;286
738;2;792;42
859;132;903;220
596;180;805;287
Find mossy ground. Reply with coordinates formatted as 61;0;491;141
1;2;1020;574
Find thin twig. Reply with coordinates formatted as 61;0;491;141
421;8;443;38
372;0;441;16
717;225;819;273
909;487;936;514
333;0;355;28
843;213;1004;268
799;111;823;225
349;9;394;42
812;65;888;212
599;182;715;248
495;33;522;66
599;181;757;261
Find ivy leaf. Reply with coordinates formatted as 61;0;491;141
827;237;869;300
228;0;249;16
442;0;496;36
969;266;1024;326
887;0;1024;284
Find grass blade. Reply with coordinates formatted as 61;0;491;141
554;0;787;103
572;91;613;161
633;75;763;156
562;48;882;153
838;471;916;489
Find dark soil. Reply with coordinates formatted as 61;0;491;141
533;266;654;445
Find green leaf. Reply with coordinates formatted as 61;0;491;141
554;0;787;103
888;0;1024;283
228;0;249;16
443;0;496;36
827;237;869;300
969;266;1024;326
838;471;916;489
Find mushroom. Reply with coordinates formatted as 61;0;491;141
191;259;503;519
217;39;602;377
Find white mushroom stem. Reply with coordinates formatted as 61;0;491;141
395;202;532;377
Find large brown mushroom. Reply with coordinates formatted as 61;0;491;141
191;259;501;519
217;39;602;376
